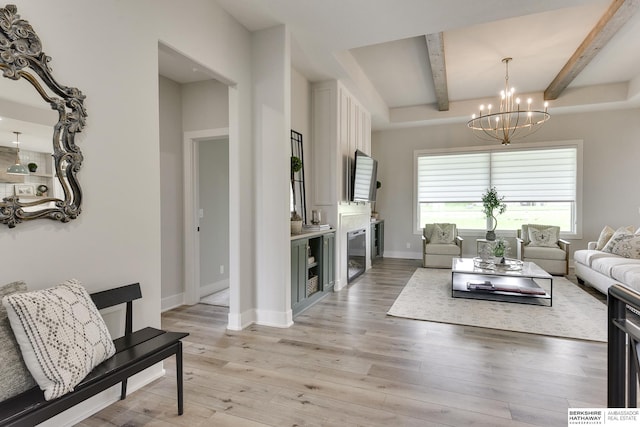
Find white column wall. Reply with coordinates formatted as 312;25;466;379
252;25;293;327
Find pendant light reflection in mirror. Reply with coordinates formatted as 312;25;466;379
6;132;29;176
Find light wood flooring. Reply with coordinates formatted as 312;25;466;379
79;258;607;426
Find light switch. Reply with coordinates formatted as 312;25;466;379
199;208;204;218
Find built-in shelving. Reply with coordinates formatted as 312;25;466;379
291;229;335;316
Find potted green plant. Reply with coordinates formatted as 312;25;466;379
491;237;509;264
481;186;506;241
27;162;37;173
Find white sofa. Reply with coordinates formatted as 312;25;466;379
574;234;640;294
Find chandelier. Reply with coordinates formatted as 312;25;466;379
467;58;550;145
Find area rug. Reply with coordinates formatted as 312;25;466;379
387;268;607;342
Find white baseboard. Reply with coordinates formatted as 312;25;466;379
227;308;256;331
383;250;422;260
38;365;165;427
161;292;184;312
255;308;293;328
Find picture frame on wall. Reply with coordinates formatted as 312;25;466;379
14;184;36;197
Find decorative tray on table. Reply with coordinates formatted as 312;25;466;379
473;257;524;271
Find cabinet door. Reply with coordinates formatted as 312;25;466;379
291;239;307;305
322;233;335;291
378;221;384;257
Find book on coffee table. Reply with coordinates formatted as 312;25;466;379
467;281;546;295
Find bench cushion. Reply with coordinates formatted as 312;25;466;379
0;281;36;401
2;280;116;400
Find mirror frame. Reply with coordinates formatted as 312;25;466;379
0;4;86;228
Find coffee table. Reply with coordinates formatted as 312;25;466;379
451;257;553;306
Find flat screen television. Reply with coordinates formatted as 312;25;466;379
351;149;378;202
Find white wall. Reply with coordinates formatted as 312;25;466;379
291;68;312;218
252;25;292;327
198;138;230;295
159;76;184;301
182;80;230;131
2;1;253;424
372;108;640;259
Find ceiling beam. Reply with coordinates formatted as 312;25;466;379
545;0;640;100
425;32;449;111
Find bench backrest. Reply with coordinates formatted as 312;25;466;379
90;283;142;337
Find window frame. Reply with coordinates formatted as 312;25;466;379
413;140;583;239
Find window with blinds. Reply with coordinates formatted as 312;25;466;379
415;146;578;233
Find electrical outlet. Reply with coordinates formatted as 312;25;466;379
406;242;411;249
220;265;224;274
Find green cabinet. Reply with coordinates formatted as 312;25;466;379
322;233;335;292
291;239;307;306
291;230;335;316
371;220;384;260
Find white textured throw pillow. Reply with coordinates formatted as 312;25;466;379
527;225;560;248
602;227;640;259
595;225;615;251
1;279;116;400
430;223;455;244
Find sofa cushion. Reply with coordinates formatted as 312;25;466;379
2;279;116;401
424;243;460;255
602;227;640;259
611;265;640;290
0;281;37;401
574;249;618;267
590;256;640;278
523;245;566;261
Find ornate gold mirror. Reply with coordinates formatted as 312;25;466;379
0;4;86;228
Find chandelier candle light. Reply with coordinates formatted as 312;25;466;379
467;58;550;145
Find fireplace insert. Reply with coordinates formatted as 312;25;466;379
347;228;366;282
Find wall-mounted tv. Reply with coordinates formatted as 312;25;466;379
351;149;378;202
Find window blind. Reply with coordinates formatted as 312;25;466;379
417;152;490;202
417;146;576;203
491;148;576;201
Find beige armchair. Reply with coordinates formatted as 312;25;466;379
516;224;570;275
422;223;463;268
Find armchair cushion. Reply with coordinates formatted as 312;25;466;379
522;245;567;261
430;223;456;244
423;243;461;256
526;224;560;248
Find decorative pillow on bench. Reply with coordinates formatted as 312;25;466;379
1;279;116;400
0;281;37;400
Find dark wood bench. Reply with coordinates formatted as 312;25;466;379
0;283;188;427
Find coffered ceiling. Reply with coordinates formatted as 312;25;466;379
211;0;640;130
